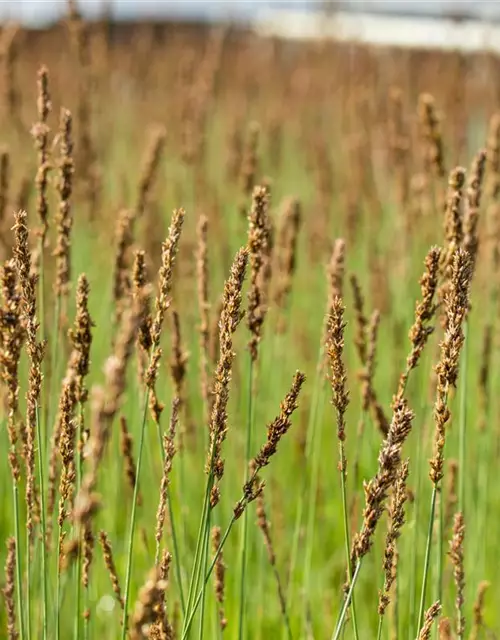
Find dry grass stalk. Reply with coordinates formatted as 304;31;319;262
449;511;465;637
207;247;248;507
361;309;380;413
0;261;23;484
53;108;74;305
351;397;414;565
247;184;271;362
120;416;140;504
0;25;19;123
57;372;78;535
396;246;441;398
2;537;18;640
112;208;134;328
443;167;466;278
149;208;185;349
486;113;500;278
274;197;301;326
99;530;124;608
419;93;446;180
438;618;452;639
212;525;227;631
146;208;185;427
350;274;368;366
196;215;211;421
73;294;141;539
418;601;441;639
133;250;152;355
255;484;289;629
129;568;168;640
378;459;410;617
470;580;489;640
234;369;305;519
463;149;487;275
240;121;260;201
445;459;458;530
0;147;9;228
155;397;179;559
478;324;492;431
430;249;473;486
326;297;349;450
13;209;45;541
170;310;188;404
32;65;51;245
135;126;166;218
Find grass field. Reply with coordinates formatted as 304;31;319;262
0;8;499;639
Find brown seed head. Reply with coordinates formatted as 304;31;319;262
326;297;349;445
0;260;23;483
99;530;124;608
150;208;185;348
136;126;166;218
430;249;473;484
418;93;446;179
449;511;465;637
378;459;409;616
129;568;168;640
53;108;74;300
352;397;414;563
212;526;227;631
418;601;442;640
207;248;248;506
2;537;18;640
463;149;487;273
247;184;271;362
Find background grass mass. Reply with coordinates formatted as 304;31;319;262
0;6;499;639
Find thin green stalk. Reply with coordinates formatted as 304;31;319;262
417;485;438;633
198;507;212;639
182;514;237;640
26;532;31;640
183;471;212;629
376;614;384;640
238;355;255;640
458;321;468;514
121;390;150;638
154;417;185;613
55;526;62;640
12;483;25;640
332;559;362;640
339;440;359;640
35;404;48;640
302;387;328;634
74;406;84;640
286;344;323;611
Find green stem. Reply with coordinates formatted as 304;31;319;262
26;532;31;640
458;320;468;515
74;406;84;640
339;441;359;640
12;482;25;640
303;386;327;635
286;346;323;611
183;472;212;630
35;404;48;640
154;416;185;614
56;526;62;640
121;389;150;639
376;615;384;640
417;485;438;633
182;515;237;640
238;355;255;640
332;560;362;640
198;507;211;639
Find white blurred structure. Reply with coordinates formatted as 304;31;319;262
1;1;500;53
